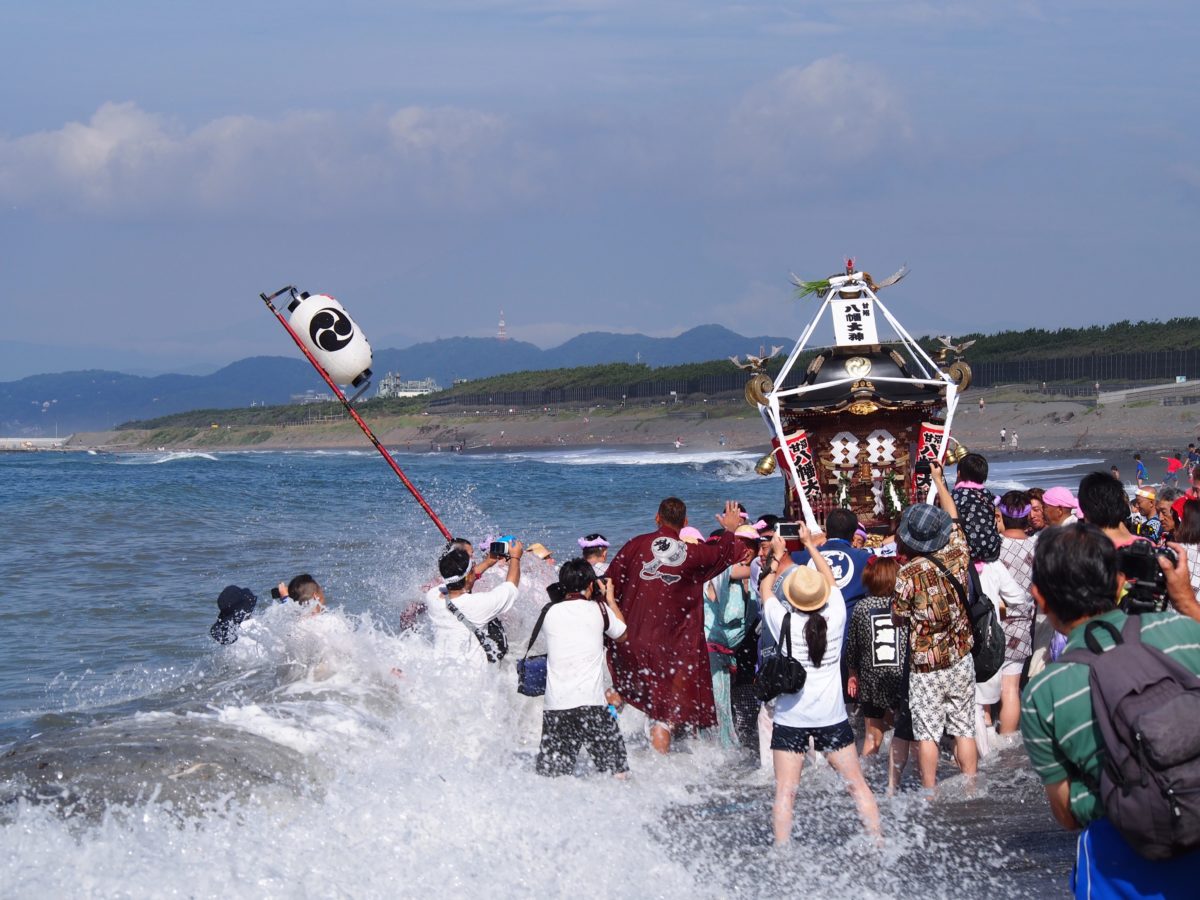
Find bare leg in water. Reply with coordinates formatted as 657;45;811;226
650;723;672;754
998;674;1022;734
773;745;882;844
888;737;911;795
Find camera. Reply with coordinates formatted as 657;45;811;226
777;522;801;539
270;586;282;600
1117;541;1177;613
914;459;932;476
489;535;515;559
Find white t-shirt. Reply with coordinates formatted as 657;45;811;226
976;560;1026;704
540;598;626;711
425;581;519;671
763;581;847;729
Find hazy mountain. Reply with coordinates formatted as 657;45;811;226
0;327;792;434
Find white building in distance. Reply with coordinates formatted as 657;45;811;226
377;373;440;399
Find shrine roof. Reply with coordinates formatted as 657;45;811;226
778;346;946;412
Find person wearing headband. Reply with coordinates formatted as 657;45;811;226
996;490;1038;733
1130;487;1162;544
424;541;523;672
578;533;611;575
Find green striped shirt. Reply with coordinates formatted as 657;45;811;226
1020;608;1200;825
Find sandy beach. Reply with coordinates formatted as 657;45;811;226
67;389;1200;470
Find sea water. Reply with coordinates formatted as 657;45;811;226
0;448;1099;897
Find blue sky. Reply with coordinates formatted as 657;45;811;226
1;1;1196;377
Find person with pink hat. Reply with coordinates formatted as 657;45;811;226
1041;486;1079;526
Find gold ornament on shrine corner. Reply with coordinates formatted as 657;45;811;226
934;336;976;392
730;345;785;407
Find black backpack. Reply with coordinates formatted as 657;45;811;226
924;555;1006;683
1062;616;1200;860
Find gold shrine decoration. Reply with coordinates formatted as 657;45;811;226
848;400;880;415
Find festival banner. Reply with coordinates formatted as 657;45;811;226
773;429;822;507
831;297;879;347
914;422;946;498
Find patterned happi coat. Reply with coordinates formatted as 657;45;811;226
606;527;741;727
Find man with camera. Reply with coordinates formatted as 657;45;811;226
425;539;523;671
1020;523;1200;897
534;559;629;778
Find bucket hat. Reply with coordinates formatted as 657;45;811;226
897;503;953;554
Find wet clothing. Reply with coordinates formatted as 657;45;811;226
909;654;975;742
771;720;855;754
425;581;518;671
763;582;847;729
844;595;909;715
606;527;742;727
704;567;750;747
536;706;628;776
541;598;627;711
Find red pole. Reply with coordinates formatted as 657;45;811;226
260;289;453;541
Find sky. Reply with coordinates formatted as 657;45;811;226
1;1;1197;379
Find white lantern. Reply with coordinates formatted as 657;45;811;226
287;293;373;386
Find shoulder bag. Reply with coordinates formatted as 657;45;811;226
516;596;611;696
752;609;808;702
924;555;1005;683
445;598;509;664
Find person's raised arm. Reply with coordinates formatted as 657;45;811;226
930;459;959;521
798;524;836;587
600;577;628;643
506;540;524;587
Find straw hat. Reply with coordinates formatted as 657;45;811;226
527;542;555;560
781;566;831;612
733;524;763;541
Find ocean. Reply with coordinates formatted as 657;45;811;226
0;447;1104;897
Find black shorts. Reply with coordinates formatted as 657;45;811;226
536;706;629;777
893;704;914;742
770;720;855;755
859;701;891;721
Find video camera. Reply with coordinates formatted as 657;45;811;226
1117;540;1177;614
489;535;517;559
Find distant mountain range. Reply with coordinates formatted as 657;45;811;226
0;325;792;434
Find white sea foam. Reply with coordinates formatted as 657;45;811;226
113;450;221;465
492;448;760;468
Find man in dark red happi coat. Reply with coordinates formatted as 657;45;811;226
606;497;745;753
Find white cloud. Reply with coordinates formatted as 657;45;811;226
0;102;548;218
716;56;912;188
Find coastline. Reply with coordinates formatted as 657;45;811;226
61;395;1200;464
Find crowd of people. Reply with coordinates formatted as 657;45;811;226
214;448;1200;897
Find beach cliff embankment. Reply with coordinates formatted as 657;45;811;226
68;391;1200;458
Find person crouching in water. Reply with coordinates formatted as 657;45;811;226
760;529;881;845
536;558;631;778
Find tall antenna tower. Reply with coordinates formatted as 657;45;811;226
497;309;509;341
